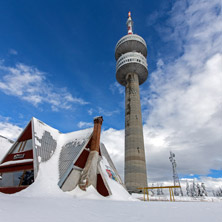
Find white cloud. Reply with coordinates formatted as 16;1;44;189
98;107;119;117
141;0;222;181
0;62;88;110
102;0;222;186
101;128;125;179
87;107;120;117
88;108;93;116
109;82;125;95
0;116;22;141
77;121;93;128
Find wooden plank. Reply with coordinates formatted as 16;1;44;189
0;162;33;173
0;186;28;194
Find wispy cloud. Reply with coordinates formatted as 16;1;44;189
8;49;18;55
87;107;119;117
77;121;93;128
98;107;119;117
109;82;124;95
87;108;93;116
0;62;88;111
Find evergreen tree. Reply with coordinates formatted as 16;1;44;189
197;183;202;197
192;180;197;197
157;183;161;195
150;183;155;196
201;183;207;196
160;183;164;195
186;180;190;196
215;187;222;197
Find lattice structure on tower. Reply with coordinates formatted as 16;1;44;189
169;151;183;196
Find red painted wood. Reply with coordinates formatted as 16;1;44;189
85;138;91;149
74;150;89;169
85;138;101;156
96;174;109;197
18;122;32;142
0;162;33;173
0;186;28;194
2;150;33;164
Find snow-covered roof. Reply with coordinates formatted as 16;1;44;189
31;117;93;183
0;135;14;162
58;128;93;187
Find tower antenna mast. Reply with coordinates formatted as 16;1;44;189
169;151;183;196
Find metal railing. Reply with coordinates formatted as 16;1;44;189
137;186;182;202
115;34;147;52
116;52;147;71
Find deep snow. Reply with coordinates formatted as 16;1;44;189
0;193;221;222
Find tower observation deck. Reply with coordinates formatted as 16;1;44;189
115;12;148;193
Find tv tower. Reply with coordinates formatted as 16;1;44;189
115;12;148;193
169;151;183;196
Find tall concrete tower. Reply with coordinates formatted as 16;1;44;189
115;12;148;193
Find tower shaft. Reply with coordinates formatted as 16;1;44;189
115;12;148;193
125;73;147;192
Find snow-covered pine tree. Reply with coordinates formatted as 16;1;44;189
157;183;161;195
197;183;202;197
201;183;207;196
160;183;164;195
215;187;222;197
219;188;222;196
192;180;197;197
186;180;190;196
151;183;155;196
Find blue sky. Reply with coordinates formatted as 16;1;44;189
0;0;222;188
0;0;171;132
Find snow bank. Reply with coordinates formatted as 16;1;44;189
69;185;106;200
0;194;221;222
16;149;134;201
100;157;136;201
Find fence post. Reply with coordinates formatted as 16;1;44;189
169;188;172;201
143;188;146;201
146;189;149;201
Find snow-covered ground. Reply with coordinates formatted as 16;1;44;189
0;192;221;222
